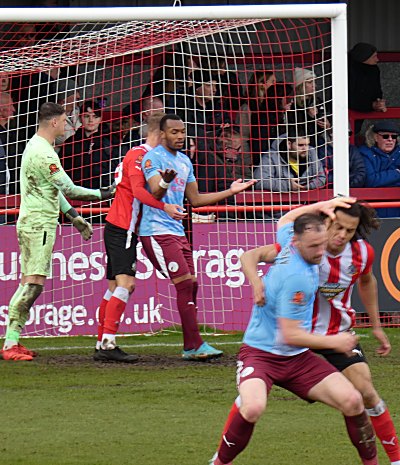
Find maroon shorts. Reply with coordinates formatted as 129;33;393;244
140;234;195;280
237;344;338;401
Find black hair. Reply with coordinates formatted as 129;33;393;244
38;102;65;122
160;114;182;131
294;213;326;235
334;201;380;240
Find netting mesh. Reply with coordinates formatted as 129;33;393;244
0;16;338;337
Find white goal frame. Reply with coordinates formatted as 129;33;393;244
1;3;349;195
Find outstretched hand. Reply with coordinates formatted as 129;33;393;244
320;196;356;220
229;178;257;195
158;168;177;184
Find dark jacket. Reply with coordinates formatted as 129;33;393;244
348;58;382;112
326;144;366;188
61;127;115;189
359;143;400;217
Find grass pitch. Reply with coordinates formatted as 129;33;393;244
0;329;399;465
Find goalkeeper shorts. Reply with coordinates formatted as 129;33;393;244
17;227;57;277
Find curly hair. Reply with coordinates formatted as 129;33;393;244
334;201;380;240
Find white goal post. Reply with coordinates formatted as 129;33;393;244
0;4;349;337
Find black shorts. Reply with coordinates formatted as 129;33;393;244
314;343;367;372
104;222;138;280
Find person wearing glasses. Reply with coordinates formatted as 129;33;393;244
359;121;400;217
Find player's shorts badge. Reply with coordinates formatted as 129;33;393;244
168;261;179;273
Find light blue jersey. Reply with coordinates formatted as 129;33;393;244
243;223;319;356
139;144;196;237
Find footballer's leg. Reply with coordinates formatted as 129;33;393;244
94;223;139;363
343;361;400;465
2;228;54;361
141;234;222;360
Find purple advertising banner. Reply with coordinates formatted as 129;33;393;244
0;223;275;337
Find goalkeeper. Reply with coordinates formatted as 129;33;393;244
1;102;115;361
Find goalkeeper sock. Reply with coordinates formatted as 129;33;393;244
4;284;24;347
102;287;129;345
367;400;400;463
175;279;203;351
96;289;113;350
4;283;42;350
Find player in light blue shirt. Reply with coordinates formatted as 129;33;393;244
140;114;256;361
243;221;319;356
211;198;379;465
140;143;195;236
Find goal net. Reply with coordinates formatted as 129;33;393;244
0;5;348;337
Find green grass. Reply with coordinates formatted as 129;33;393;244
0;329;399;465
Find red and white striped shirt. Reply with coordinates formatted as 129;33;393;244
312;239;374;335
106;144;165;233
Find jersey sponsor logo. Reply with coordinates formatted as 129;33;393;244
168;261;179;273
144;159;152;170
291;291;305;305
49;163;60;175
318;282;347;300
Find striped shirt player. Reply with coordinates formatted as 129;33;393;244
95;139;182;361
312;239;374;336
94;111;187;363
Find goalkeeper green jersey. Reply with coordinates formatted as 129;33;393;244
18;134;67;229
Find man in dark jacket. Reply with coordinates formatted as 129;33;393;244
61;99;115;190
359;121;400;217
348;43;386;114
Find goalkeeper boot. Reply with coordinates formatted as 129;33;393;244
93;346;139;363
2;345;33;361
17;343;38;357
182;342;223;361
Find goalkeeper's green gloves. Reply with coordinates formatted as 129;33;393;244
65;208;93;241
100;182;116;200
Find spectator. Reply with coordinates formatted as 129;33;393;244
244;70;276;163
61;100;114;189
143;49;199;111
198;126;252;192
11;68;59;140
174;68;229;167
286;67;331;156
0;92;18;197
110;101;141;161
200;55;244;112
0;74;10;92
348;43;386;114
359;121;400;217
56;79;81;143
254;127;326;192
325;131;366;188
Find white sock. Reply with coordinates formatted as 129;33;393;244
95;340;102;350
3;340;18;351
101;334;116;350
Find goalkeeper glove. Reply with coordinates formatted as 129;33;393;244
100;183;116;200
65;208;93;241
